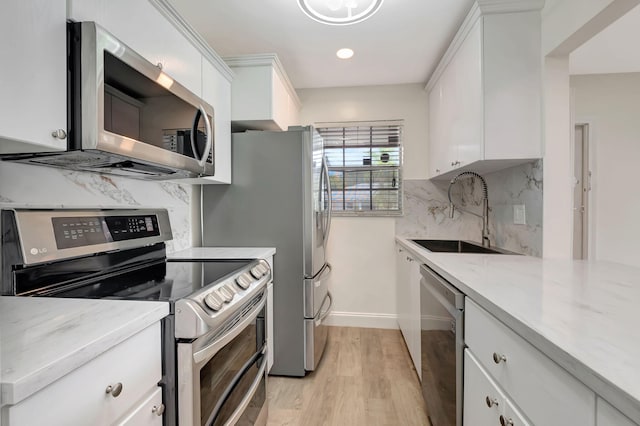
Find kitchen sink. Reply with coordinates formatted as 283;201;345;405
410;239;514;254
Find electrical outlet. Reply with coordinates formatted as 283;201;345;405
513;204;526;225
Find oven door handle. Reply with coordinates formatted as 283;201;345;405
205;345;267;426
193;294;266;366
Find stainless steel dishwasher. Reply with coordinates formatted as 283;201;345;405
420;264;465;426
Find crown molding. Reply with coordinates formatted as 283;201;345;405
149;0;234;82
478;0;546;14
224;54;301;108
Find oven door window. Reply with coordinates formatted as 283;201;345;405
200;308;266;426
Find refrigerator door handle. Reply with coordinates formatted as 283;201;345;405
321;156;332;243
316;291;333;326
314;263;331;285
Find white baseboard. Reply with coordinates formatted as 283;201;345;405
324;311;399;329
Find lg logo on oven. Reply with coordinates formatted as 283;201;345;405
30;247;48;255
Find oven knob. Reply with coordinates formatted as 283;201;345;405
204;293;223;311
251;263;269;278
217;286;234;303
236;273;253;290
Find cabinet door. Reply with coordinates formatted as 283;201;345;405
503;398;532;426
4;323;161;426
0;0;67;154
267;282;274;373
428;79;448;177
407;253;422;378
464;349;505;426
115;387;163;426
201;58;232;184
68;0;202;96
451;18;483;168
395;246;410;340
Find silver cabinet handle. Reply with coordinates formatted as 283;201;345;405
485;396;499;407
105;382;123;397
435;168;441;173
493;352;507;364
499;415;514;426
51;129;67;140
406;256;414;262
152;404;165;416
451;161;456;166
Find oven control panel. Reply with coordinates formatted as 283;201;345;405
52;215;160;249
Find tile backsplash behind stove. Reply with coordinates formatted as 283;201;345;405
0;162;197;253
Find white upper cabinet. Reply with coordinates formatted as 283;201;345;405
427;1;543;179
0;0;67;154
68;0;202;97
225;54;301;131
201;59;232;184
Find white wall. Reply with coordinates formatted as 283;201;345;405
298;83;429;328
541;0;639;258
571;72;640;267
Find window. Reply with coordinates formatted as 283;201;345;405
317;121;403;216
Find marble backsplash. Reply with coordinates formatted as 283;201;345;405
397;160;543;257
0;162;196;253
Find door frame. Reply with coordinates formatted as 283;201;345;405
572;120;597;260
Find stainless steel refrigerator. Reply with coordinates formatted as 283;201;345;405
201;126;332;376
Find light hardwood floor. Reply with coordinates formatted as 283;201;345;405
267;326;430;426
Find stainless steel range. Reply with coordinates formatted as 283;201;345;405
1;208;271;426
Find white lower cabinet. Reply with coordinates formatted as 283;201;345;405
267;281;274;373
464;349;530;426
597;398;638;426
2;323;163;425
116;387;164;426
465;298;595;426
395;244;421;378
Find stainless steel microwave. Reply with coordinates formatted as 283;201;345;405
4;22;214;179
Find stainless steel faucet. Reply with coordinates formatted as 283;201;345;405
447;171;490;247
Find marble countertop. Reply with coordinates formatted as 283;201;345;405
0;297;168;406
396;236;640;423
168;246;276;260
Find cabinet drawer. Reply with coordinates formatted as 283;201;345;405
5;323;162;425
116;387;164;426
464;349;531;426
465;299;595;426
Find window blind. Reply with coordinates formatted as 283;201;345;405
317;121;403;215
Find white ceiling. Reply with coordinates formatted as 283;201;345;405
168;0;475;89
570;4;640;75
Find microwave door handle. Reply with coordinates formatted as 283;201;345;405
198;105;213;168
190;108;202;162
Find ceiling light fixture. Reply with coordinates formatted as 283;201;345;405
297;0;384;26
336;48;354;59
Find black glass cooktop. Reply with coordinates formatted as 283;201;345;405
32;259;253;305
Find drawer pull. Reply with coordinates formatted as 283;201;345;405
492;352;507;364
499;415;514;426
152;404;165;416
485;396;499;407
105;382;123;398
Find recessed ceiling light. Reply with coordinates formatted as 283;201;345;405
336;48;354;59
298;0;384;26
